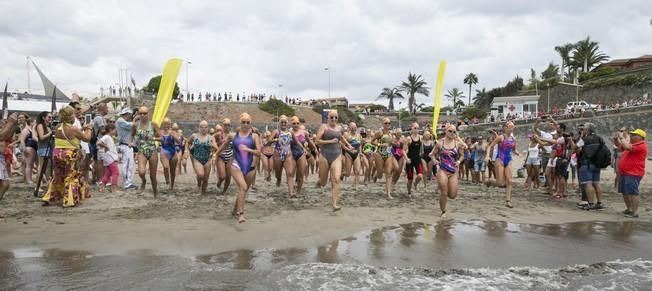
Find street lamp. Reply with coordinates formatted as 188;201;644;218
559;81;583;103
324;67;331;98
185;60;191;99
278;84;283;100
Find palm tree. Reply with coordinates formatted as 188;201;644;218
555;43;574;80
399;73;430;113
463;73;478;105
376;87;404;112
571;36;609;72
529;68;538;94
473;87;488;104
444;88;465;110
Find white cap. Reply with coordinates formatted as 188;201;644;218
119;108;132;115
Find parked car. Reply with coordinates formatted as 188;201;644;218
566;101;598;111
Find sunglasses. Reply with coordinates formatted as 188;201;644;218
223;124;231;126
447;130;457;133
384;122;390;125
280;121;287;124
139;112;147;115
329;116;338;120
241;121;250;125
291;122;299;125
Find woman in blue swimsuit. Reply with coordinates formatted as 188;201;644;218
189;120;218;195
158;118;180;190
218;113;261;223
484;121;519;208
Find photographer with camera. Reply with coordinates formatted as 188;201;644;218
533;115;559;194
576;122;605;210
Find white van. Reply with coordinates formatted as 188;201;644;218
566;101;598;111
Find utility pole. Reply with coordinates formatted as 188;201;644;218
26;56;31;93
324;67;331;98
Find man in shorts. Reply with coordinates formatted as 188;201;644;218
534;116;558;193
576;122;604;210
615;129;647;218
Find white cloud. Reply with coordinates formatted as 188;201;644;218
0;0;650;108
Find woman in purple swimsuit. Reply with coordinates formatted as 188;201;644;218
271;115;303;198
291;116;312;195
430;124;466;218
484;121;519;208
218;113;261;223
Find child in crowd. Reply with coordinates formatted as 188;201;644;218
97;124;119;192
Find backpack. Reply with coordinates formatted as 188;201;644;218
591;136;612;169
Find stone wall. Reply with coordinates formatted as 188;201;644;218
530;69;652;110
463;108;652;148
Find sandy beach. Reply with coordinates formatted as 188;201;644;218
1;156;650;257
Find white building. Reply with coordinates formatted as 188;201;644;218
491;95;539;119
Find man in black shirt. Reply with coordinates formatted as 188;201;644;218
576;122;604;210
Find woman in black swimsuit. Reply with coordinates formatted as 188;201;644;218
422;130;435;185
260;130;274;181
316;110;353;211
343;122;363;191
405;123;424;196
20;117;38;184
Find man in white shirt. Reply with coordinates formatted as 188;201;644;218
116;108;137;189
534;115;559;193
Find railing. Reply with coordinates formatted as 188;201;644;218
463;103;652;129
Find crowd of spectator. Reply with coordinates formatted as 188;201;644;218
176;92;306;106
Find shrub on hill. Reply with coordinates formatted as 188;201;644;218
259;99;295;117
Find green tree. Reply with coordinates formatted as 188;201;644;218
473;87;488;104
571;36;610;72
399;73;430;113
376;87;404;112
463;73;478;105
529;68;538;89
260;99;295;117
462;106;488;120
419;105;434;112
142;75;180;98
555;43;575;80
414;103;427;112
444;88;465;110
541;62;560;80
367;104;388;112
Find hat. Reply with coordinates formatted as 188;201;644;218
630;129;646;139
119;108;132;115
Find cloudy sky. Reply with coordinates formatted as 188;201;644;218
0;0;650;107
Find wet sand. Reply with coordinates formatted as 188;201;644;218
2;221;652;290
0;158;650;256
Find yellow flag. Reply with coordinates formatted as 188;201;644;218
432;61;447;139
152;58;183;125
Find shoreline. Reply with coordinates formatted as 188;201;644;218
1;159;650;257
